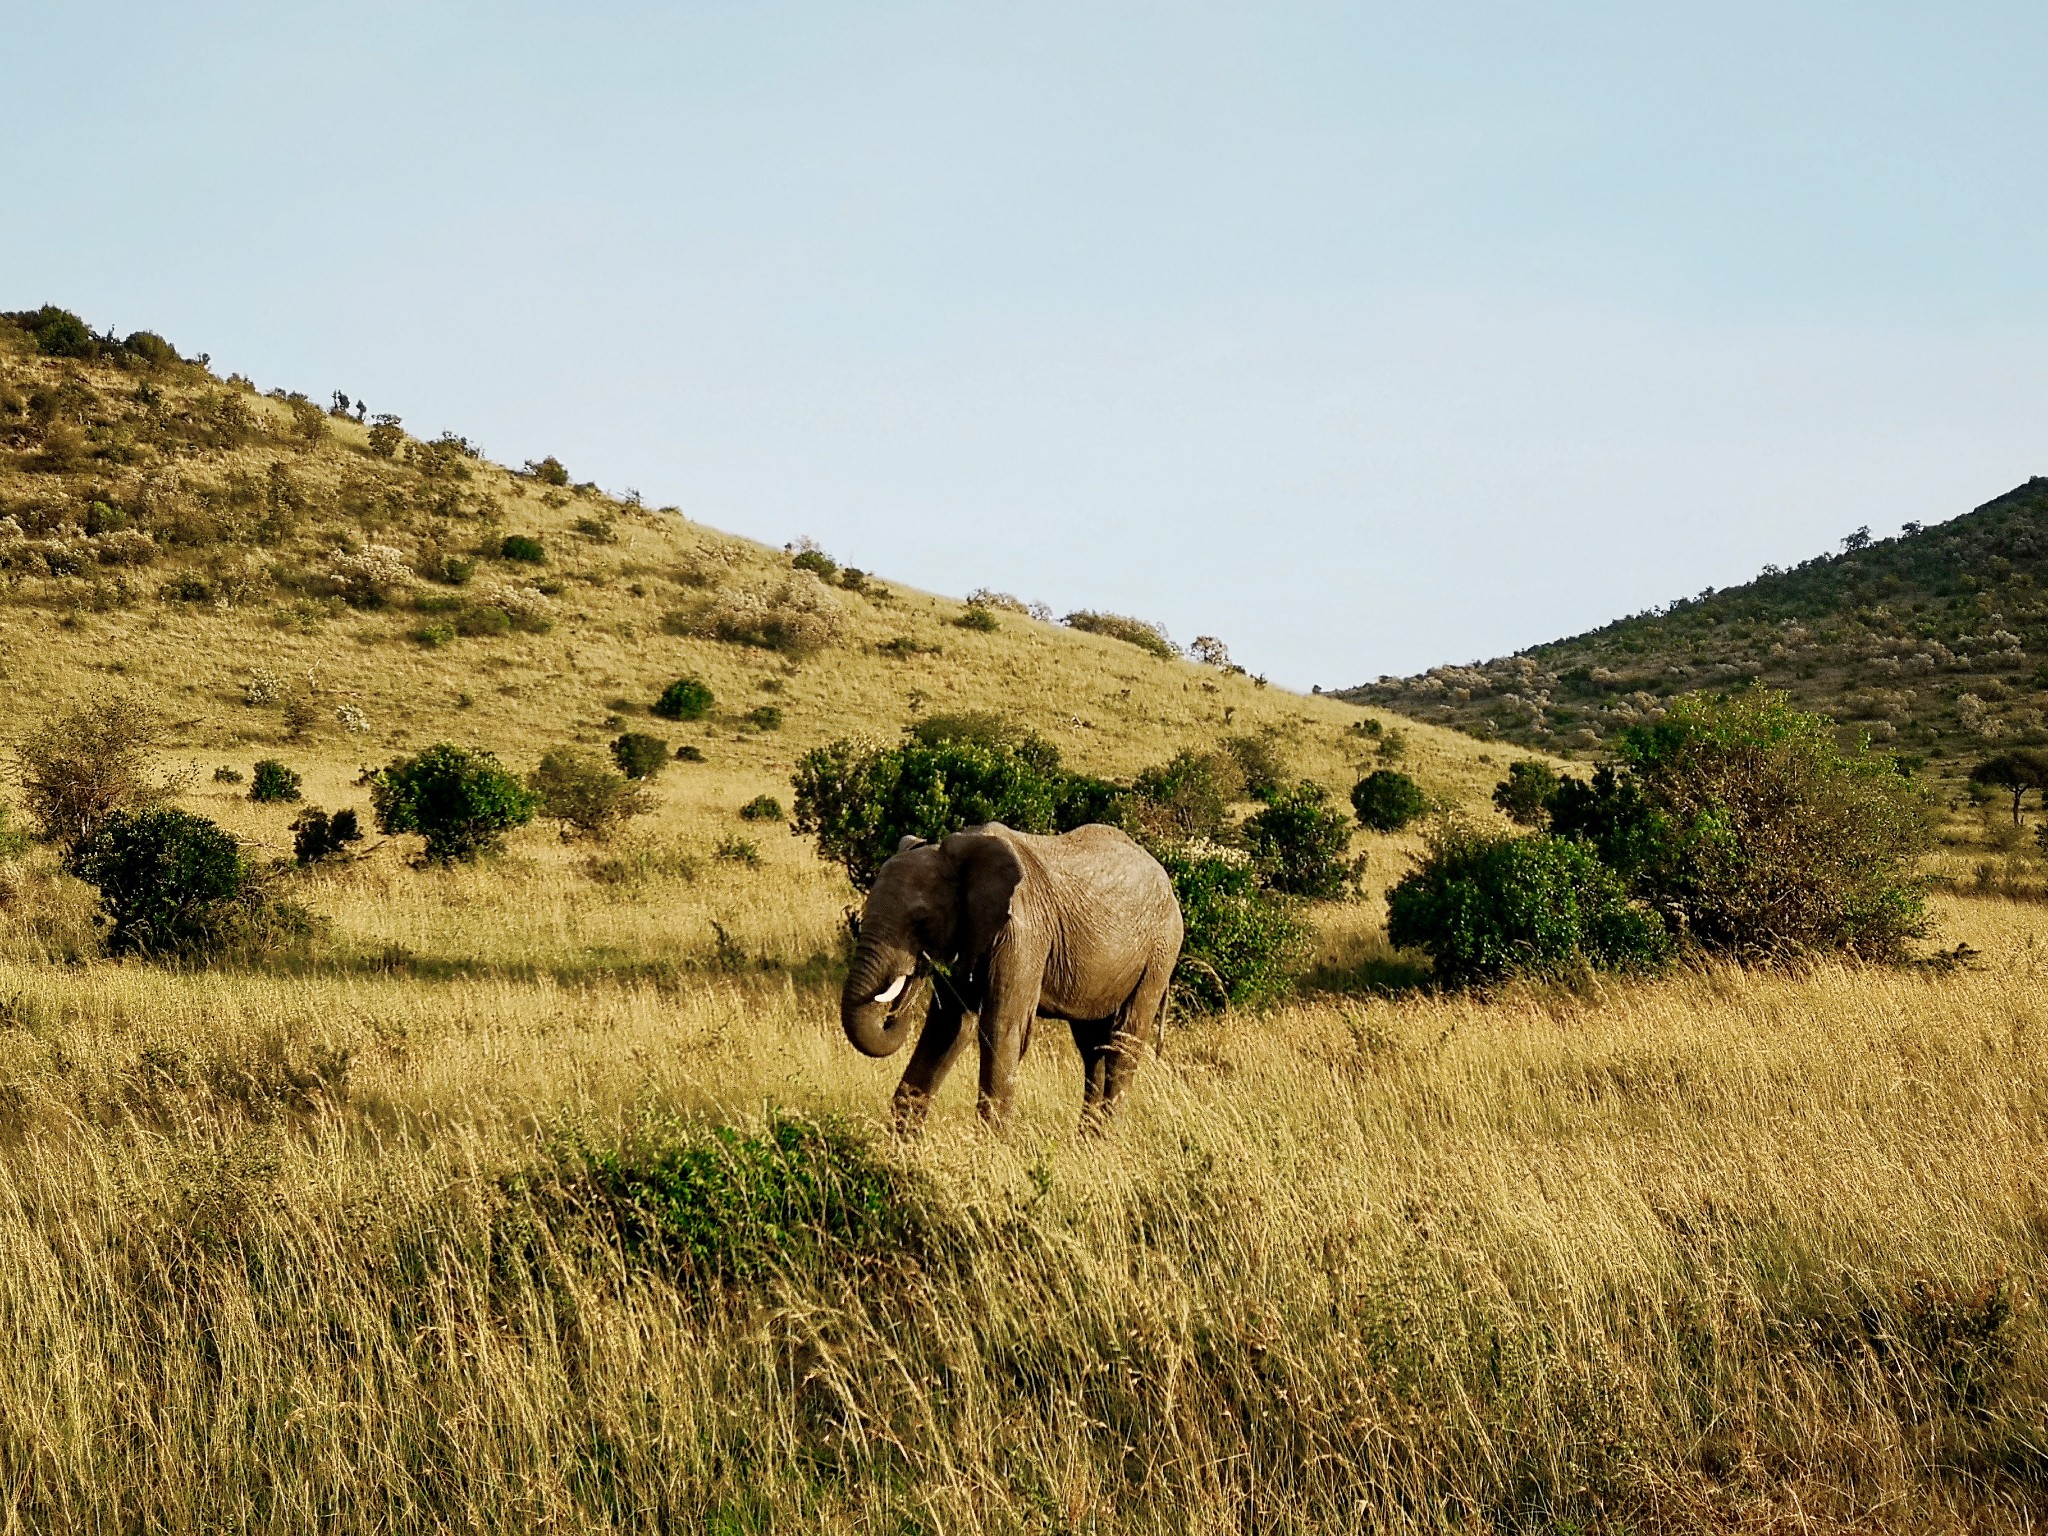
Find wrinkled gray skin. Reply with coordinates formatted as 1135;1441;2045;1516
841;823;1184;1132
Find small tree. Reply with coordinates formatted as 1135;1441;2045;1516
525;455;571;486
1386;821;1671;987
1970;749;2048;825
368;744;537;863
65;809;293;959
609;732;670;780
653;676;715;721
529;748;649;840
367;413;404;459
250;759;303;803
1491;760;1561;827
291;807;363;866
1351;769;1426;832
1241;782;1358;899
13;693;173;849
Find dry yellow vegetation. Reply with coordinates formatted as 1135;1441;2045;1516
1;328;2044;1531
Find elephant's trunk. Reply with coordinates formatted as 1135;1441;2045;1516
842;943;917;1058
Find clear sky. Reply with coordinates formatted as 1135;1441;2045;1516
10;3;2048;687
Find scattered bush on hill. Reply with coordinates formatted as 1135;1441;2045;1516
249;760;303;804
609;732;670;780
20;306;95;359
1351;769;1426;832
953;604;1000;632
1155;841;1312;1010
500;534;546;564
524;456;570;486
1242;782;1360;899
788;541;837;579
1221;731;1289;802
745;705;783;732
675;744;706;763
1063;610;1178;659
1491;760;1562;827
368;743;537;863
739;795;784;822
653;677;715;721
1126;750;1237;843
66;808;310;960
1386;820;1671;987
366;414;404;459
1549;689;1932;964
670;573;845;656
13;693;176;849
291;807;362;866
529;749;650;841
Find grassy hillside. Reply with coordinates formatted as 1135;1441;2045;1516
2;310;2045;1532
1341;478;2048;771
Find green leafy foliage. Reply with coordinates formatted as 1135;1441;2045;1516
1386;821;1672;987
368;744;537;863
21;306;95;358
1552;689;1931;964
528;749;649;841
738;795;783;822
290;807;362;866
249;759;303;804
1155;842;1312;1011
790;548;838;580
953;604;1000;632
1062;610;1177;659
1241;782;1359;899
1969;748;2048;824
1351;770;1426;832
524;455;570;486
652;676;715;721
609;732;670;780
67;808;307;959
499;534;546;564
12;693;173;850
744;704;783;731
1491;760;1561;826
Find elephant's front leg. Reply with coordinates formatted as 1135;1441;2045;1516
891;991;967;1133
975;944;1047;1129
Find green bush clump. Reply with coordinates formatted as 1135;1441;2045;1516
791;548;838;580
744;704;783;732
500;534;546;564
67;808;309;959
609;732;670;780
1491;760;1561;826
1549;688;1931;964
553;1111;935;1294
529;748;649;841
1062;610;1177;659
653;676;715;721
1242;782;1359;899
249;760;303;804
738;795;784;822
953;604;1000;632
1155;842;1311;1011
524;456;571;486
122;330;179;366
1351;769;1426;832
675;744;707;763
290;807;362;866
368;744;538;863
1386;821;1672;987
22;305;95;358
211;765;244;785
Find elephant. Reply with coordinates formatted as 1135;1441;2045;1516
840;822;1184;1132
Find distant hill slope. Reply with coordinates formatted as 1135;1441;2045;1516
0;305;1515;846
1339;478;2048;770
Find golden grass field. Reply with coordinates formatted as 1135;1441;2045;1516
2;337;2046;1531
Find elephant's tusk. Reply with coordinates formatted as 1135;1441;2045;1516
873;974;908;1005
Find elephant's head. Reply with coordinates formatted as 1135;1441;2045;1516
840;829;1023;1057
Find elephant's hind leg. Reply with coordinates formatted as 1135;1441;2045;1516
1091;950;1175;1128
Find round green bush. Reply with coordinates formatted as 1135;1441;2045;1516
529;748;648;840
738;795;784;822
1241;782;1358;899
610;732;671;780
1153;842;1311;1011
368;743;538;863
1351;769;1426;832
66;808;252;957
653;677;715;722
1385;822;1670;987
249;759;303;804
500;534;546;563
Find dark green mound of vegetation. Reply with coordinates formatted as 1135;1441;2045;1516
1343;478;2048;768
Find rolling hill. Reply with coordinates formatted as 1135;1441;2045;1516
1340;477;2048;771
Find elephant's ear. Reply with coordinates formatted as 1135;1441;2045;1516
941;831;1025;951
896;834;926;854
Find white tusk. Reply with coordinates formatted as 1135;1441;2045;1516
872;974;908;1005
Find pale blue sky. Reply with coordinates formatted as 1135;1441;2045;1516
10;3;2048;685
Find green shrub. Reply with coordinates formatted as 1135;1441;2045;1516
745;704;783;731
739;795;784;822
1550;688;1931;964
66;808;307;959
524;456;570;486
653;676;715;721
368;744;538;863
500;534;546;564
122;330;179;366
1155;842;1311;1011
1222;732;1289;802
716;835;762;866
953;604;1000;632
1063;610;1177;659
1351;769;1426;832
1127;750;1237;842
529;748;649;840
791;548;838;580
290;807;362;866
249;760;303;804
609;732;670;780
23;305;95;358
1386;822;1672;987
211;765;244;785
1491;760;1562;827
366;414;404;459
675;744;707;763
1242;782;1359;899
12;693;173;849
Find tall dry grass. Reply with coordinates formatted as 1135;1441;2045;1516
0;895;2042;1531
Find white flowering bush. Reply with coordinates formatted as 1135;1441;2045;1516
245;667;286;707
334;703;371;735
326;544;415;607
